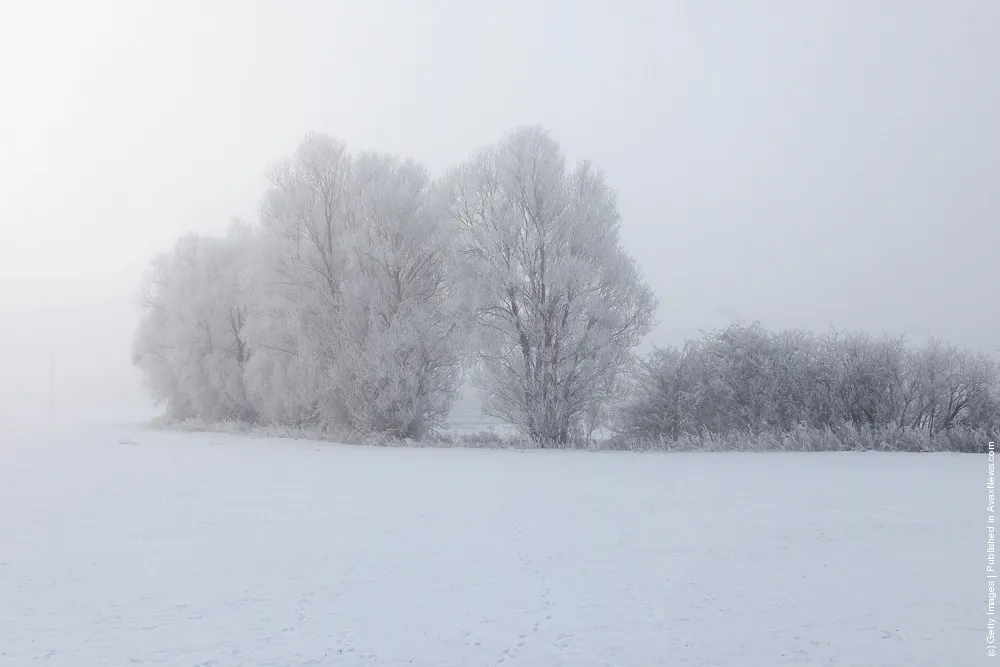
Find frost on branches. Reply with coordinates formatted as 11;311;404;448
133;127;654;443
445;126;656;446
615;322;1000;447
326;152;471;439
132;223;257;422
133;133;472;439
132;126;999;450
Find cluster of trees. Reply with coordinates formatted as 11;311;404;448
135;127;998;451
616;322;1000;444
133;127;657;445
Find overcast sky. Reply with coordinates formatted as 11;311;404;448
1;0;997;413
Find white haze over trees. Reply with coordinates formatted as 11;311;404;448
132;224;257;424
3;2;998;425
135;127;658;445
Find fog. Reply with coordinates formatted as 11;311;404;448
2;0;997;417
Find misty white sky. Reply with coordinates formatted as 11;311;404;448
1;0;997;413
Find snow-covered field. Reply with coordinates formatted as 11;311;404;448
0;418;986;666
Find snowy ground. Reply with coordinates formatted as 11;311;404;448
0;417;987;666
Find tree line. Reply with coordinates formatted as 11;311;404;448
618;323;999;451
133;126;998;451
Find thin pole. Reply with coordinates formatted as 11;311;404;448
49;350;55;411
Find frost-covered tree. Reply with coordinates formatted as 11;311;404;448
617;322;1000;444
244;134;469;436
325;152;471;438
446;126;657;445
616;343;701;442
242;132;352;426
907;339;997;434
132;222;256;421
831;331;909;429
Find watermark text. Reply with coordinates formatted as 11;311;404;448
988;441;996;656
